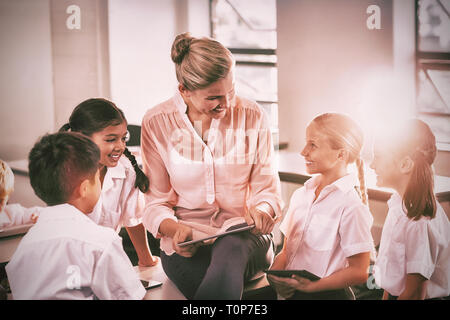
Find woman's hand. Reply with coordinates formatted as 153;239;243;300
244;203;275;235
172;224;200;258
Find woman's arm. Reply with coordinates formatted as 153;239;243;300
140;116;179;239
246;109;283;234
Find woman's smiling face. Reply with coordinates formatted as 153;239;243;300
183;70;236;121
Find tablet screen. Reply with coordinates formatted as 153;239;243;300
177;223;254;247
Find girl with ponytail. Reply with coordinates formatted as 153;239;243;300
267;112;375;300
371;119;449;300
60;98;158;267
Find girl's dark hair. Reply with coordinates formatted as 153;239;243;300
59;98;149;193
28;132;100;205
401;120;437;220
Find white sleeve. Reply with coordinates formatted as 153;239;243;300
91;237;146;300
0;204;42;228
339;203;375;258
405;221;435;279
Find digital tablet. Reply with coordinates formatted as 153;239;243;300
177;223;255;247
264;269;321;281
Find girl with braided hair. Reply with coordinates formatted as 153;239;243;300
371;119;449;300
267;112;375;300
59;98;158;267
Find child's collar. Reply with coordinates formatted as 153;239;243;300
102;160;127;192
305;173;358;194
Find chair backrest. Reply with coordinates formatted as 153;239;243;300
127;124;141;146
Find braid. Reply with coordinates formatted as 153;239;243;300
123;148;149;193
355;157;368;205
59;123;71;132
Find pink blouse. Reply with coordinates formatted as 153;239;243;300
141;91;283;255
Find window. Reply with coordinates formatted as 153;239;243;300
416;0;450;148
210;0;281;148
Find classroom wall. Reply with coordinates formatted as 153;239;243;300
0;0;210;161
0;0;54;161
108;0;210;125
50;0;111;131
277;0;395;157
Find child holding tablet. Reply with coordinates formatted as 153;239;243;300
267;113;375;299
371;119;449;300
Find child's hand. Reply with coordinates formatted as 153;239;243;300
31;213;39;224
267;274;296;299
291;275;316;293
138;256;159;269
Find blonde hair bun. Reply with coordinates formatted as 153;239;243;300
171;32;194;64
170;32;234;90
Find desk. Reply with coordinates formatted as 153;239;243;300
136;262;186;300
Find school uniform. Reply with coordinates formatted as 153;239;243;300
279;174;376;299
374;192;450;299
0;204;42;229
88;157;143;232
5;203;146;300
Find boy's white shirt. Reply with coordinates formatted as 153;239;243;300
5;203;146;300
374;192;450;298
279;173;376;278
0;156;143;232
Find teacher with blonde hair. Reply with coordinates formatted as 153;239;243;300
140;33;283;299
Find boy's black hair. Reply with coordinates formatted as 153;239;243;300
28;132;100;206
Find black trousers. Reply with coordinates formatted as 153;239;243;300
160;232;273;300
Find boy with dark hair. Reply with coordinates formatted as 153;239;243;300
6;132;146;299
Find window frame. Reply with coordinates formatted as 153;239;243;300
415;0;450;149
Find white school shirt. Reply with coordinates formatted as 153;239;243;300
374;192;450;298
5;203;146;300
279;174;375;278
87;157;144;232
